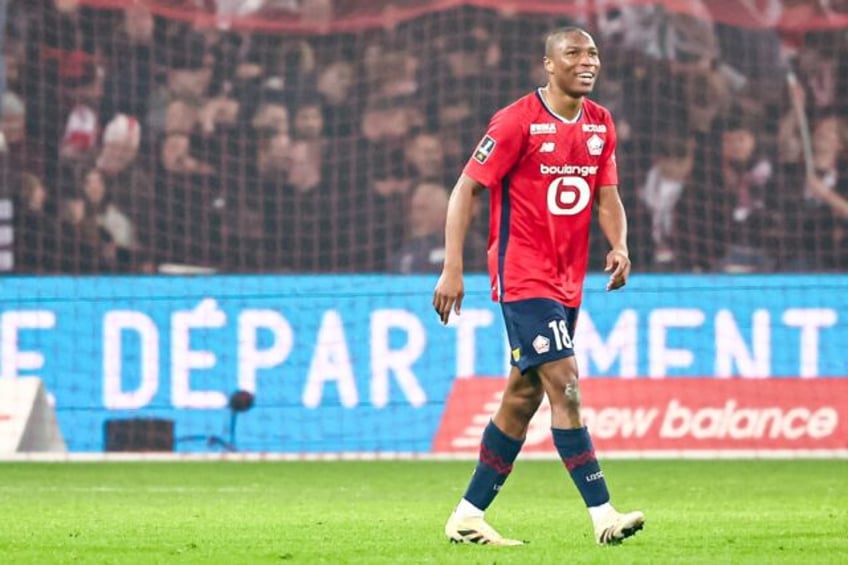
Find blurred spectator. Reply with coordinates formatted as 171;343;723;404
147;28;210;136
316;61;359;137
96;113;155;263
714;112;777;272
793;33;839;120
293;101;323;141
81;167;135;262
251;97;289;132
56;195;114;273
597;2;716;64
778;114;848;269
403;131;452;187
427;27;500;167
388;182;487;273
683;61;732;137
98;114;141;175
23;0;98;174
257;100;336;271
101;4;154;123
158;130;218;267
361;45;423;142
13;172;55;272
0;91;26;168
639;138;694;267
59;62;103;162
288;102;324;192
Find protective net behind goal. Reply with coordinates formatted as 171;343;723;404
5;0;848;274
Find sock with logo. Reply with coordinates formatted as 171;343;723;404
552;426;610;508
459;420;524;514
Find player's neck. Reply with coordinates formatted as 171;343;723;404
541;85;583;121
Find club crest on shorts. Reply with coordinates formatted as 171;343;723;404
473;135;496;163
532;335;550;354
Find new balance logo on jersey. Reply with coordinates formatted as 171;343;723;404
582;123;607;133
539;142;556;153
540;163;598;176
530;123;557;135
473;135;496;163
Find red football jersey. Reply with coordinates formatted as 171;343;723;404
463;89;619;307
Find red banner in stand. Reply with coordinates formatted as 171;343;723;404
78;1;848;32
433;378;848;454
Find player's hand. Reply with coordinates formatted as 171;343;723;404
604;249;630;291
433;268;464;325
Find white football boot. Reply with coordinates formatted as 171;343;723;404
594;507;645;545
445;511;524;546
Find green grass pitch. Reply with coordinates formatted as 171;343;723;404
0;460;846;564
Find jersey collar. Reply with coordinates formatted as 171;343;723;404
536;88;583;124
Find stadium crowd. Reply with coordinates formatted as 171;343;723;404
1;0;846;274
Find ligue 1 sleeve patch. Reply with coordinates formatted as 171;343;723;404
473;135;496;163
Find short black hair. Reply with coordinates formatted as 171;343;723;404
544;27;592;56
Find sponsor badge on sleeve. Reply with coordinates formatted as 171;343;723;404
473;135;496;164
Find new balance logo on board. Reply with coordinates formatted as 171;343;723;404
432;378;848;454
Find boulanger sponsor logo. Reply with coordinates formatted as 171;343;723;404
582;123;607;133
473;135;496;163
540;163;598;176
531;123;557;134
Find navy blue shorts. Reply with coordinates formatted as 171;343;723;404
501;298;578;373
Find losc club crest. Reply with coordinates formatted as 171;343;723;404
532;335;550;354
586;134;604;156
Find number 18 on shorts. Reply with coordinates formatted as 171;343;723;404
501;298;578;373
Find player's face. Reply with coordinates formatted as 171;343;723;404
544;32;600;98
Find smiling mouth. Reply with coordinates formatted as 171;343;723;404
577;72;595;81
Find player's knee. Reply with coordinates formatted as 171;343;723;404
563;375;581;410
504;386;543;419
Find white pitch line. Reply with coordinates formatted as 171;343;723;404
0;449;847;463
0;485;263;493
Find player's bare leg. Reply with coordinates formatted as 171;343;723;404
536;358;645;545
492;366;545;439
445;367;543;546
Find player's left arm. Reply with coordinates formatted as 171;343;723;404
596;184;630;291
595;113;629;291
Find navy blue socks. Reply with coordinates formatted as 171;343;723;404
552;426;610;507
462;421;524;511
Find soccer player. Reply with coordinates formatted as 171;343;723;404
433;27;645;546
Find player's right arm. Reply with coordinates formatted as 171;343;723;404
433;174;484;325
433;105;526;324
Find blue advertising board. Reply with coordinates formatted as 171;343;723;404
0;274;845;452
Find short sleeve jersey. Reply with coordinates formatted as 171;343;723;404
463;89;619;307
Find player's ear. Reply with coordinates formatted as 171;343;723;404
543;56;554;75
